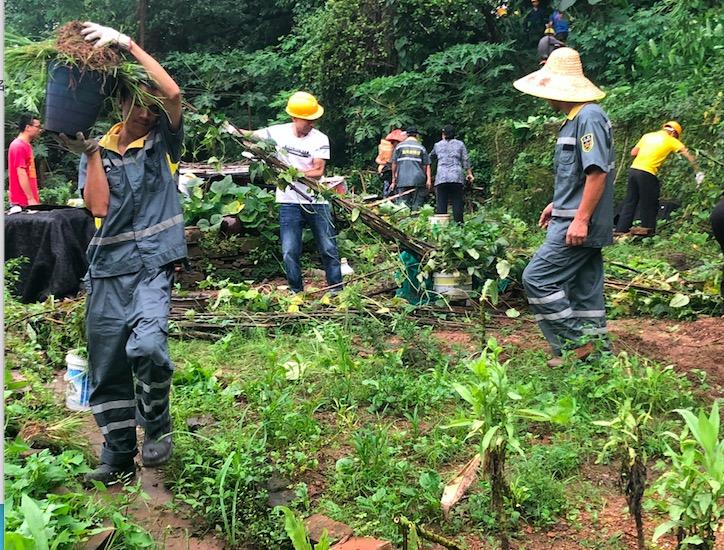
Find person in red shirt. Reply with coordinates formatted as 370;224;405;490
8;114;42;206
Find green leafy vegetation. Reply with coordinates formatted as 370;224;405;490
4;0;723;548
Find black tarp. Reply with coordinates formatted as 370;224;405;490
5;207;96;303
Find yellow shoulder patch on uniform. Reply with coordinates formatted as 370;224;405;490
581;133;594;153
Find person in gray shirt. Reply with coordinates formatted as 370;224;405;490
430;125;474;223
514;47;615;367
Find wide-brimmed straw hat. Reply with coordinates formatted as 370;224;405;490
513;47;605;102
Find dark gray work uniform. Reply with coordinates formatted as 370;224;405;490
393;137;430;210
78;115;186;466
522;103;615;355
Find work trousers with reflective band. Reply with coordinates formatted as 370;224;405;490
522;242;608;355
85;266;175;466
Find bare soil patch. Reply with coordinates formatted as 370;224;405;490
610;316;724;395
480;315;723;396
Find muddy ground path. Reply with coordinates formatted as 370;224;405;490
56;313;721;549
451;314;724;398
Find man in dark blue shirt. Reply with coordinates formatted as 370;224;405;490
389;127;431;211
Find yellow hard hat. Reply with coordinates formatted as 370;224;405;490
285;91;324;120
663;120;682;136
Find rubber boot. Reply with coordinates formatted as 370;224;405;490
84;461;136;486
546;342;596;368
142;424;173;467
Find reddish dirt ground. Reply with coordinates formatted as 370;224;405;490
475;315;724;397
45;313;721;549
52;374;226;549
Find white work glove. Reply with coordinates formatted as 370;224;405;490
81;22;131;50
695;172;705;185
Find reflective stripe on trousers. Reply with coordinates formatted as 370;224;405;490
85;266;175;466
522;241;608;354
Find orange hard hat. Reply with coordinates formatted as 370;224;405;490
663;120;683;136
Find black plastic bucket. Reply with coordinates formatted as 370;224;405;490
44;61;111;137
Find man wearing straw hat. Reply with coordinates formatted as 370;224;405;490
514;47;615;367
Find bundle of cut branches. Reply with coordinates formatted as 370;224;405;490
169;307;477;337
234;132;435;258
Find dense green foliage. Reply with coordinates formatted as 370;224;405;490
3;2;723;547
5;0;722;240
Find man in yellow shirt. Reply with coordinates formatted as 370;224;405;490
615;121;704;236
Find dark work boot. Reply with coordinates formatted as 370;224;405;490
142;434;173;467
84;461;136;486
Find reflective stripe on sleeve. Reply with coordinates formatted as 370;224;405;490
551;208;578;217
90;214;184;246
528;290;566;305
557;137;576;145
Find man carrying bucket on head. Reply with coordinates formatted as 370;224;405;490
59;22;185;485
514;48;615;367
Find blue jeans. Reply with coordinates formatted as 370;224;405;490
279;204;342;293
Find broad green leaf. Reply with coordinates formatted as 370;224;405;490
508;435;525;456
4;533;35;549
443;419;474;429
516;408;551;422
279;506;313;550
480;279;498;305
466;419;485;439
221;200;243;215
652;520;677;542
350;208;360;223
669;293;690;308
453;383;476;405
283;360;306;381
466;248;480;260
505;308;520;318
21;494;50;550
480;425;499;453
496;259;510;279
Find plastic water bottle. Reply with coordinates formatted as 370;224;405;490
340;258;354;277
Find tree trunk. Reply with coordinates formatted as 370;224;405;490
481;4;502;43
490;447;509;550
624;457;647;550
137;0;148;48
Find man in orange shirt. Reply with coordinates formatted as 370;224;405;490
615;121;703;236
8;114;42;207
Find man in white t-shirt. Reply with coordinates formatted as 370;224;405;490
255;91;342;293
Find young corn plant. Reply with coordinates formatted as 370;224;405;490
447;338;575;550
593;399;652;550
653;402;722;549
